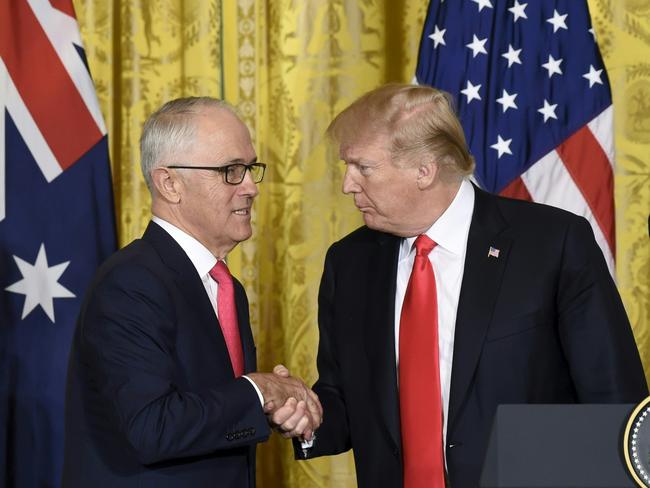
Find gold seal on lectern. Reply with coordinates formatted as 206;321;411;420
624;396;650;487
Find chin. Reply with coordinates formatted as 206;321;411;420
235;227;253;243
363;216;406;236
363;215;385;232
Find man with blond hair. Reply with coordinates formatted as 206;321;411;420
295;84;647;487
63;97;320;487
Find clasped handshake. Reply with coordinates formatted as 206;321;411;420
248;365;322;442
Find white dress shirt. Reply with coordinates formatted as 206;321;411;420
394;179;475;447
152;216;264;404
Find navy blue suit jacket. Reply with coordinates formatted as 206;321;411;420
63;222;269;487
299;186;648;487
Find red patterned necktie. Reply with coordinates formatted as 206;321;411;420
209;261;244;377
399;235;445;488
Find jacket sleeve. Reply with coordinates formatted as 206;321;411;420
557;217;648;402
294;244;352;459
79;263;270;465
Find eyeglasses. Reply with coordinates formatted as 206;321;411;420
166;162;266;185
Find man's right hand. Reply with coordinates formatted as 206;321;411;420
247;366;322;440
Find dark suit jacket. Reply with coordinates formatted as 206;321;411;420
298;187;648;487
62;222;270;488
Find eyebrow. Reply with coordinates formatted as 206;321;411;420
222;157;258;166
343;158;379;166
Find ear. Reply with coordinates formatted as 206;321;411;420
151;166;182;203
416;159;438;190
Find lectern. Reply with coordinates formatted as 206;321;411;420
480;404;637;487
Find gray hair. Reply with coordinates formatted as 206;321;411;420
139;96;235;191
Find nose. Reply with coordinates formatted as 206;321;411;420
240;169;259;197
342;166;360;195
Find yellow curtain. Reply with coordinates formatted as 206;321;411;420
74;1;649;487
587;0;650;377
222;2;428;486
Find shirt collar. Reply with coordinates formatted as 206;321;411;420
401;179;475;257
152;216;218;278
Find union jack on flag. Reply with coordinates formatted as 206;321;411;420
0;0;116;486
416;0;615;274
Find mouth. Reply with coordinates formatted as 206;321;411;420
233;207;251;216
355;204;372;213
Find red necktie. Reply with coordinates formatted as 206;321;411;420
209;261;244;377
399;235;445;488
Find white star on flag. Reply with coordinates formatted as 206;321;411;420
471;0;493;12
538;99;558;122
547;9;568;33
5;243;75;322
461;80;482;103
542;54;563;78
496;89;518;113
508;1;528;22
583;65;604;87
428;25;446;48
502;44;522;68
466;34;488;58
490;135;513;158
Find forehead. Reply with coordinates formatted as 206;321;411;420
339;132;392;162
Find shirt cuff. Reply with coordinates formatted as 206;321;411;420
300;437;314;449
242;375;264;406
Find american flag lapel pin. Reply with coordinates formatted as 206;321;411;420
488;246;500;258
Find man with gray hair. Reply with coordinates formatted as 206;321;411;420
62;97;321;487
295;84;647;487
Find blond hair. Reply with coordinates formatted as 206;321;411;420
327;84;474;177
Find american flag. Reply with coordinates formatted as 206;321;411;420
415;0;615;274
0;0;116;485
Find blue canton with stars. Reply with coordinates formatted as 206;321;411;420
415;0;612;193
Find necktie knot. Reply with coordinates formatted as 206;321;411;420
414;234;436;258
209;260;231;285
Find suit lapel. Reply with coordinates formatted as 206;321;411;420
447;188;511;433
363;232;402;452
142;222;235;376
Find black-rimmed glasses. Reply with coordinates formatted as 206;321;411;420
166;162;266;185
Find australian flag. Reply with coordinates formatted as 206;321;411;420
0;1;116;486
416;0;616;275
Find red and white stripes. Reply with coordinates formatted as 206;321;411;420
0;0;106;222
501;106;616;275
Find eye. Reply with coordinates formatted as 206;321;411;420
359;165;372;176
227;165;244;179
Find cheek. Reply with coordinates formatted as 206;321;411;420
384;186;415;218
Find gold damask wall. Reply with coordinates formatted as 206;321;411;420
588;0;650;378
72;0;649;487
222;3;428;486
